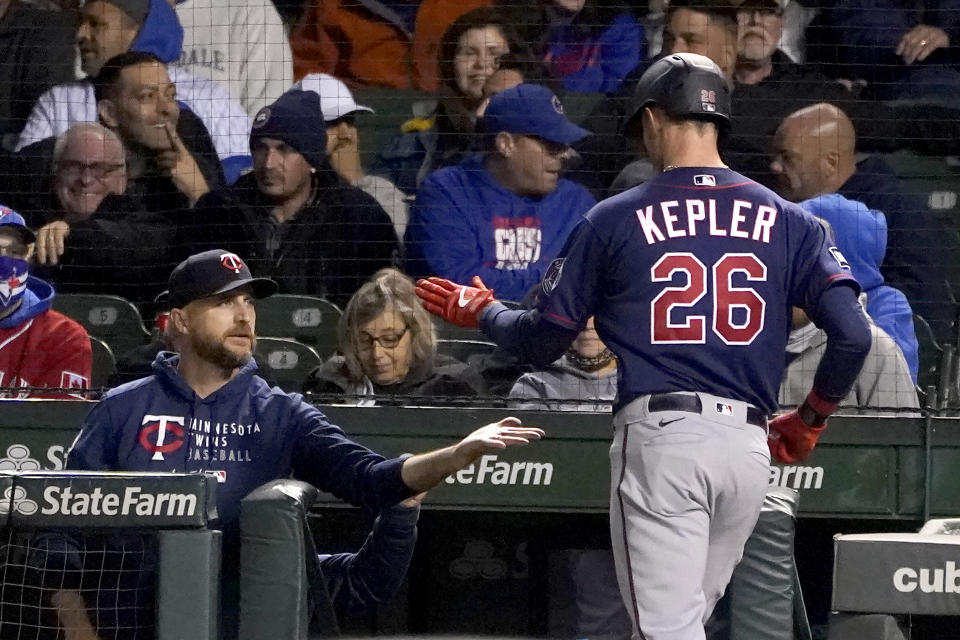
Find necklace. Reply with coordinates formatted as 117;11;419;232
663;164;680;172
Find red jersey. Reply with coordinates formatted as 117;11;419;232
0;309;92;398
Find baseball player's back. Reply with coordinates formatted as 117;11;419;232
415;53;872;640
542;165;849;414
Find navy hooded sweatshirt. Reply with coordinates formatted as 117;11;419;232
67;352;413;528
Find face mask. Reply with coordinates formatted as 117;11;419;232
0;256;29;309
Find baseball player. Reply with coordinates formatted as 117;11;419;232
416;53;872;640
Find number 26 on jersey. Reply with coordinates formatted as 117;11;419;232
651;252;767;345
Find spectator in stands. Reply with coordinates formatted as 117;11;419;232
781;305;919;413
290;0;492;92
475;52;545;117
509;317;616;411
502;0;645;93
15;0;252;184
43;124;128;228
0;0;74;151
0;208;92;398
10;52;224;221
93;52;218;207
405;84;594;302
808;0;960;102
26;121;180;305
171;0;294;117
295;73;409;242
373;7;529;196
185;90;399;308
770;103;956;343
570;0;739;196
581;0;960;199
56;248;542;637
304;268;486;404
801;194;920;384
722;0;960;187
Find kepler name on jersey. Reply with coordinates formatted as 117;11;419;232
41;485;197;517
636;199;778;246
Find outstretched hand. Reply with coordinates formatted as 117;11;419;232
415;276;496;328
455;417;545;462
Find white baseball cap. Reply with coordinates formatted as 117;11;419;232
293;73;374;123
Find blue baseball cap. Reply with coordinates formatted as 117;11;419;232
481;84;590;145
0;206;35;244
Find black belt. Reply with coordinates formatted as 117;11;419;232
647;393;767;428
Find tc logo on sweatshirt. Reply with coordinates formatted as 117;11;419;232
138;415;186;461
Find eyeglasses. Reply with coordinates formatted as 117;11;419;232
57;160;125;180
358;327;408;351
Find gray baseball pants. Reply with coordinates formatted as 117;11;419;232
609;392;771;640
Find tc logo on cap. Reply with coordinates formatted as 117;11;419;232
220;253;245;274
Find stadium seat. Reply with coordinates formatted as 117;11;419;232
254;295;342;359
53;294;151;358
350;87;429;168
913;313;944;402
436;339;498;363
88;337;117;390
253;337;323;392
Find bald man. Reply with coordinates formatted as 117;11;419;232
769;103;855;202
772;102;956;342
37;123;128;264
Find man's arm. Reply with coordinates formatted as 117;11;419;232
770;285;872;463
320;494;423;613
400;417;544;493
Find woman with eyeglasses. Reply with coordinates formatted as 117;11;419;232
304;268;486;405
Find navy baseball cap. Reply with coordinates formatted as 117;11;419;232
0;206;36;244
167;250;278;308
481;84;590;145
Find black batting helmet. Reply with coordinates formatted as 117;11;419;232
626;52;731;132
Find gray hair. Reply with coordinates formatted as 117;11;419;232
52;122;125;170
338;268;437;383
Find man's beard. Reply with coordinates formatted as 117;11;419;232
192;331;255;371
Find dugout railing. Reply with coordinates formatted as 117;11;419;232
0;471;220;640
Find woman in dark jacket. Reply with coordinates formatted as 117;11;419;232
304;268;486;404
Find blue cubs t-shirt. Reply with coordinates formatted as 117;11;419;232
536;167;857;413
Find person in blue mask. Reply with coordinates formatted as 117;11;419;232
0;207;91;398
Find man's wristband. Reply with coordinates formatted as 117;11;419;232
798;390;838;427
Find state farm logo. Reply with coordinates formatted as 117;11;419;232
445;455;553;486
0;486;39;516
894;562;960;594
138;415;185;461
0;444;42;471
41;486;197;517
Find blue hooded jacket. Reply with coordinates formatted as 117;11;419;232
802;194;919;383
67;352;412;528
129;0;183;64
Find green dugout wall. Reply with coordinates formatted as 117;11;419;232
2;401;958;520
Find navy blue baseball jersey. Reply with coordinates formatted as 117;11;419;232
535;167;857;414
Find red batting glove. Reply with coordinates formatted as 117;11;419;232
415;276;496;328
768;391;837;463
